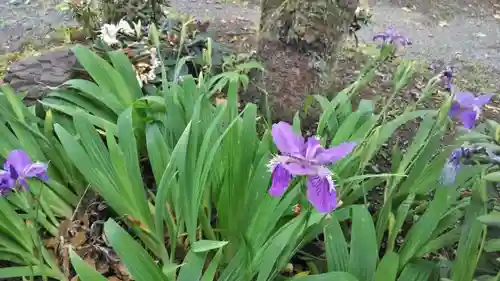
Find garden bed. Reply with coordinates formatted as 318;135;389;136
0;5;499;281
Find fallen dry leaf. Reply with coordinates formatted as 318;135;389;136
116;263;133;280
70;231;87;248
58;219;72;236
44;237;59;249
401;7;412;12
84;256;96;269
61;247;71;277
214;96;227;105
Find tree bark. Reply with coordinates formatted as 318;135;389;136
248;0;358;122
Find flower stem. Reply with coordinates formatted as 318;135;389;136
27;182;48;281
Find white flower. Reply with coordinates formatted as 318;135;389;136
150;48;161;69
117;19;135;36
99;20;136;46
99;24;120;45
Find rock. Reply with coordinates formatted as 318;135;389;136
3;48;79;105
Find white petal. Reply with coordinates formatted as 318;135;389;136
117;19;135;35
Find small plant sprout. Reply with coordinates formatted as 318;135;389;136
449;92;493;129
268;122;356;213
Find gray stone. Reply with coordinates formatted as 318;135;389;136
3;48;79;105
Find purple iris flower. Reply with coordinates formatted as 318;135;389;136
1;150;49;193
449;92;493;129
0;170;15;196
373;25;411;47
440;148;465;185
268;122;356;213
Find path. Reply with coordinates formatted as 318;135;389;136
170;0;500;70
2;0;500;78
0;0;75;53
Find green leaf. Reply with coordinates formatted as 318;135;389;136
116;108;152;229
104;219;169;281
388;193;415;252
1;85;25;121
324;215;349;272
290;271;360;281
71;44;134;106
177;250;208;281
40;100;117;133
451;177;487;281
69;248;108;281
348;205;378;281
484;171;500;181
484;238;500;252
108;50;143;100
43;91;116;122
396;261;434;281
201;247;224;281
62;79;123;114
398;186;458;268
0;266;62;280
191;240;229;253
477;212;500;227
374;252;399;281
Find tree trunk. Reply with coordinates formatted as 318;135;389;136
247;0;358;122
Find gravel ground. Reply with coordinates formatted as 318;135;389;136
0;0;75;53
1;0;500;70
357;1;500;70
170;0;500;70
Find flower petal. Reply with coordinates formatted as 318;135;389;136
445;79;452;90
269;164;293;197
4;150;33;178
449;101;461;117
372;33;388;42
305;137;322;160
0;170;14;191
24;162;49;182
306;175;337;213
282;161;318;176
455;92;476;106
440;162;460;185
272;122;305;156
314;142;356;165
474;93;493;107
459;109;477;129
394;34;410;46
